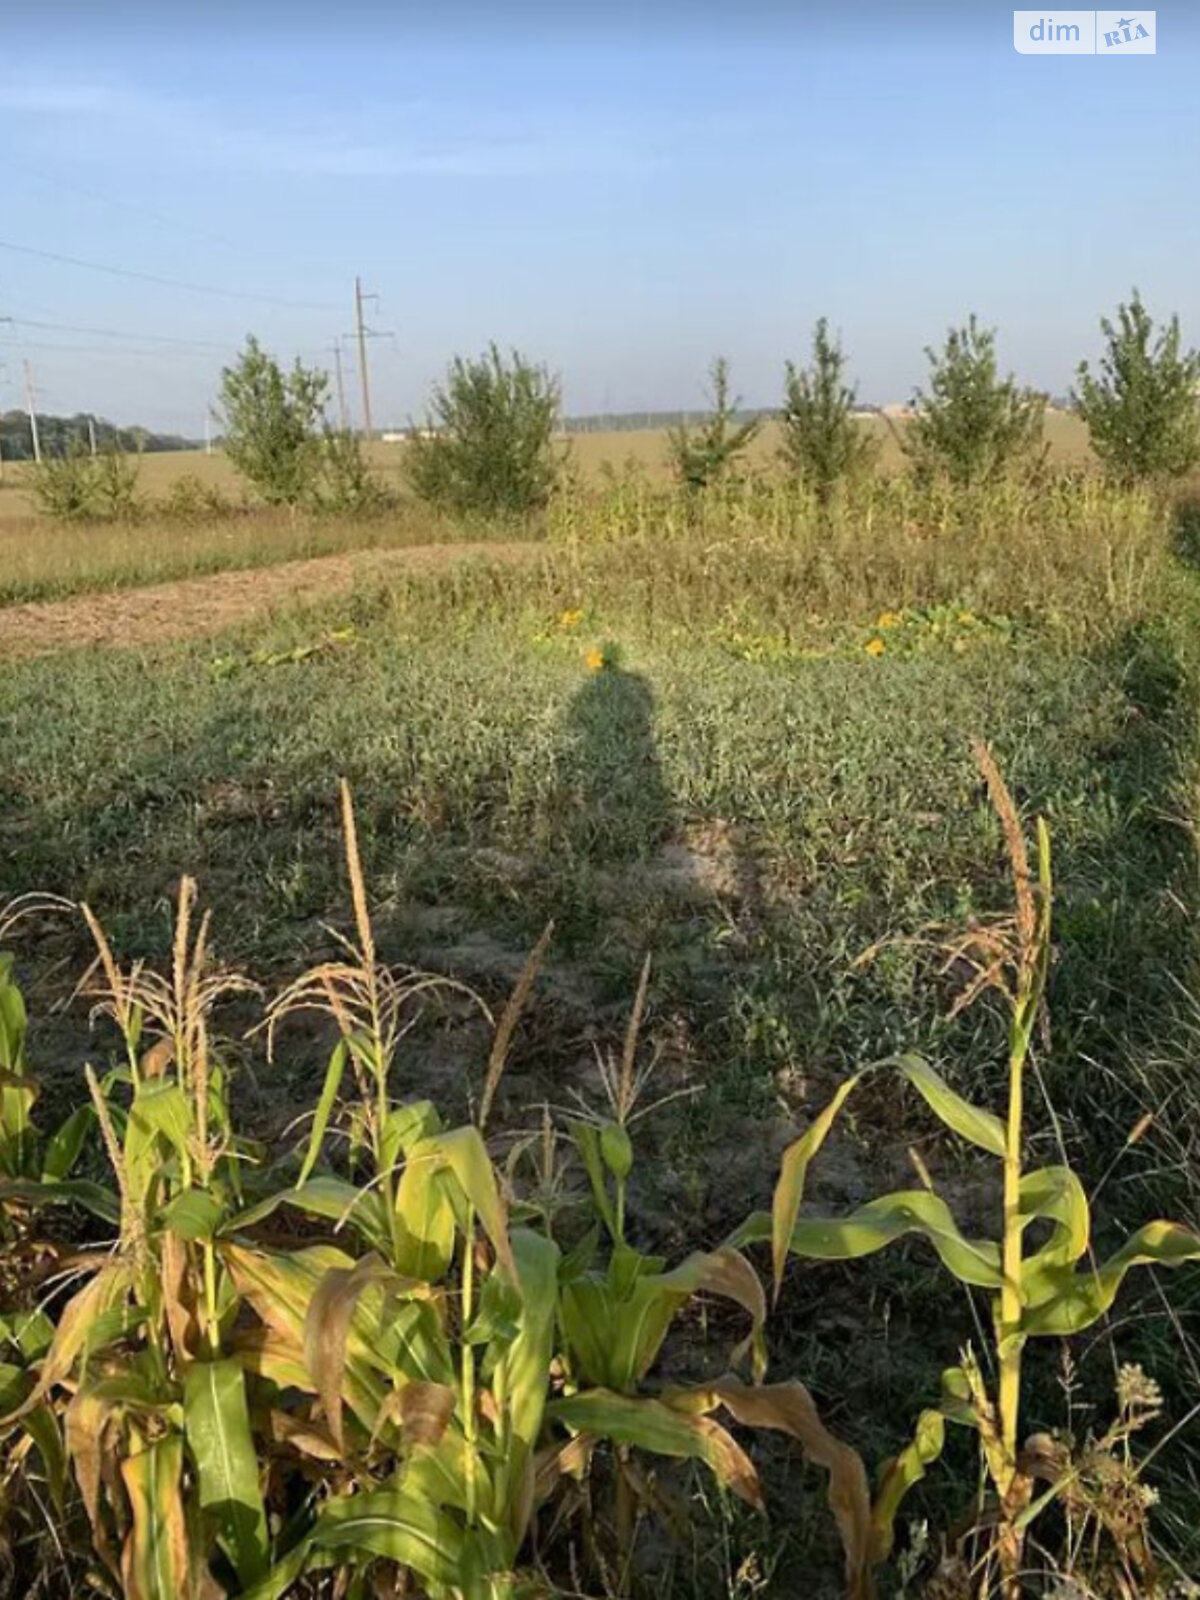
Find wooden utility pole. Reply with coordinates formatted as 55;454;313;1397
87;415;98;456
332;338;348;431
354;277;375;440
23;360;41;464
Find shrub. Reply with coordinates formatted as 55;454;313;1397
157;472;238;523
317;427;392;514
90;444;142;520
28;442;141;522
217;335;328;507
407;343;561;516
779;318;878;503
903;314;1046;489
28;443;98;521
1074;289;1200;484
667;356;760;490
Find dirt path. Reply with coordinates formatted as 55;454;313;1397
0;540;538;660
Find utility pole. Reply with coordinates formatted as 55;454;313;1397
332;338;348;432
23;360;41;464
353;276;384;440
87;415;98;457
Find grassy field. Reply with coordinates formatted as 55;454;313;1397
2;464;1199;1593
0;409;1094;521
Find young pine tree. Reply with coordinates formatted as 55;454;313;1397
667;358;760;491
779;318;877;503
407;344;562;517
1074;290;1200;484
218;336;328;507
904;316;1046;489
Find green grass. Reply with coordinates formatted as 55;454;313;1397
3;486;1200;1594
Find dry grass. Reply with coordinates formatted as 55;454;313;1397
0;412;1095;523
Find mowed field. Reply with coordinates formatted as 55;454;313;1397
1;419;1199;1594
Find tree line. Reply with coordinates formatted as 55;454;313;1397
215;289;1200;518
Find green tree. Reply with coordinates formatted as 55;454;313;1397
903;315;1046;489
1074;290;1200;483
407;344;561;516
779;318;877;502
667;358;760;490
217;336;328;506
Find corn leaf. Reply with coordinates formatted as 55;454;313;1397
296;1039;348;1188
224;1177;390;1252
548;1389;762;1509
0;1176;119;1226
491;1227;560;1542
1018;1165;1090;1310
311;1486;470;1589
869;1407;945;1562
395;1161;458;1281
668;1376;874;1600
43;1104;97;1181
1021;1220;1200;1337
415;1126;517;1280
896;1056;1006;1158
119;1434;190;1600
745;1190;1004;1290
756;1070;864;1297
183;1358;269;1585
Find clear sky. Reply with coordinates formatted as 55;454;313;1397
1;1;1196;434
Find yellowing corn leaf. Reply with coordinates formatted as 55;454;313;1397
395;1160;458;1281
1021;1219;1200;1337
745;1190;1004;1290
755;1070;864;1297
896;1056;1007;1158
548;1389;762;1509
13;1261;131;1418
668;1377;874;1600
183;1358;269;1586
120;1434;191;1600
869;1407;945;1561
304;1253;399;1452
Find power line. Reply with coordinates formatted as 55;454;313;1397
5;315;229;350
16;163;247;253
0;237;333;311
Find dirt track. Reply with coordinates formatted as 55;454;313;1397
0;540;537;660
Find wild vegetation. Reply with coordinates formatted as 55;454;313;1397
2;293;1200;1597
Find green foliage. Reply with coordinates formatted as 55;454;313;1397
217;336;329;507
667;358;760;490
317;427;392;514
1075;289;1200;483
903;315;1047;489
407;343;562;516
779;319;878;502
27;443;96;522
27;442;142;523
743;748;1200;1587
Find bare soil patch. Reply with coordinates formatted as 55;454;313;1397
0;538;537;658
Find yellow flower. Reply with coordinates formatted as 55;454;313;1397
876;610;902;629
957;610;977;625
865;637;885;657
560;608;584;629
585;648;605;671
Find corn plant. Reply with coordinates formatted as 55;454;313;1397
2;881;277;1598
734;742;1200;1596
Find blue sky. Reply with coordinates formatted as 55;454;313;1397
1;2;1197;433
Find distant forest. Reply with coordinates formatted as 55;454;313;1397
0;410;199;462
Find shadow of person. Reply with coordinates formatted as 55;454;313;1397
556;655;674;863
